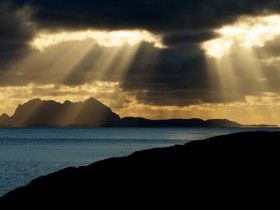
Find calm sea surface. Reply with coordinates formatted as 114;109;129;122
0;127;279;196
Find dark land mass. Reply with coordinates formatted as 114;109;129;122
0;98;242;127
0;132;279;208
245;124;279;127
0;98;120;127
117;117;241;127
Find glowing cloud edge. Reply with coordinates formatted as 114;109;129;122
30;29;165;51
202;14;280;58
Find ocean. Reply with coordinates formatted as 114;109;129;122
0;127;279;196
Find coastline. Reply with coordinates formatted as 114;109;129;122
1;131;279;208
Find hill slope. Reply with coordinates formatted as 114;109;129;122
0;132;279;208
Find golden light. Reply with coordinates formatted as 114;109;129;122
30;29;165;51
1;28;163;98
202;15;280;58
201;14;280;125
1;83;280;125
2;18;280;125
0;82;122;116
0;27;163;126
202;39;233;59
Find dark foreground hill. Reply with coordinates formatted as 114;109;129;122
1;132;279;208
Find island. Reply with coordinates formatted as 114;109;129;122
0;98;242;127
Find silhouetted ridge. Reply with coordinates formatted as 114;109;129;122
0;98;243;127
0;132;279;208
0;113;11;126
205;119;240;127
0;98;120;127
117;117;240;127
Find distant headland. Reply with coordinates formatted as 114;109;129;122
0;98;277;127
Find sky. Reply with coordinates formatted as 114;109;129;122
1;0;280;125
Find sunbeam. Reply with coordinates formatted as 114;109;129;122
202;15;280;58
203;14;280;124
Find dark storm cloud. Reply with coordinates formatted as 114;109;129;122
253;36;280;59
121;39;280;106
163;31;219;46
8;0;280;32
121;42;231;105
2;0;280;106
0;2;34;67
251;37;280;93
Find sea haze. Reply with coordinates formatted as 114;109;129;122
0;127;279;196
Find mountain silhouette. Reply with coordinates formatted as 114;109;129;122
0;98;120;127
0;98;242;127
0;113;11;125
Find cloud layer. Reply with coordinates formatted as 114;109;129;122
1;0;280;110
